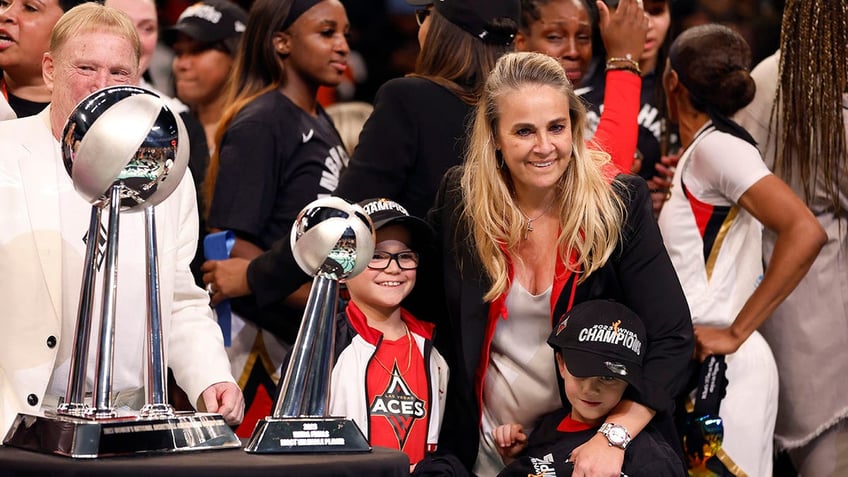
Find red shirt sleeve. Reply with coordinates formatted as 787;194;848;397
586;69;642;174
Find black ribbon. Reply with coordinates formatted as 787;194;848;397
693;354;728;416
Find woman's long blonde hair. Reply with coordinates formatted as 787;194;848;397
461;52;624;301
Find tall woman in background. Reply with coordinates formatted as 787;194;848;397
736;0;848;474
202;0;350;435
657;24;824;476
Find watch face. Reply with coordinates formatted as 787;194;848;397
608;426;627;444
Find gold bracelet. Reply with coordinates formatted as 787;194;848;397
606;56;641;74
606;63;641;76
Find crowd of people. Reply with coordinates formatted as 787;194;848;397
1;0;845;476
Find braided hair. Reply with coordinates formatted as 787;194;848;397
772;0;848;211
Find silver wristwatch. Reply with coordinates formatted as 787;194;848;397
598;422;631;450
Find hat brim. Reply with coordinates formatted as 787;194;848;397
561;348;644;394
163;23;222;46
372;215;434;250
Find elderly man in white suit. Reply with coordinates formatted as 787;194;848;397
0;3;243;435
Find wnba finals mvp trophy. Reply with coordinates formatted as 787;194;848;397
3;85;240;457
245;197;374;453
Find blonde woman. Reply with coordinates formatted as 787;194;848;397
422;51;692;476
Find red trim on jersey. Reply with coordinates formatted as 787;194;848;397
684;182;715;238
345;300;434;345
556;413;595;432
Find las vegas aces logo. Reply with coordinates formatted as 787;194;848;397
369;363;426;449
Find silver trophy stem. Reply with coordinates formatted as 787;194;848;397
273;274;338;418
89;185;122;418
58;205;102;416
140;206;174;417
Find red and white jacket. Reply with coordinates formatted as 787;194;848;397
329;302;449;458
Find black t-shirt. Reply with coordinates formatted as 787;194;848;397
581;69;679;181
498;408;686;477
208;89;348;249
208;89;347;341
7;92;48;118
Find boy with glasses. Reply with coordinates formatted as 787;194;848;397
329;198;449;470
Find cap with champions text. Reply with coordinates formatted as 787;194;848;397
357;198;433;250
406;0;519;45
164;0;248;53
548;299;646;394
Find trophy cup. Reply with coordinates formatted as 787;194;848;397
245;197;374;453
3;85;240;457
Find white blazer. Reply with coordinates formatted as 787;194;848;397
0;109;235;435
0;93;15;121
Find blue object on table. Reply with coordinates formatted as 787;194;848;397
204;230;236;347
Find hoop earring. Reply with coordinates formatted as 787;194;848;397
496;149;505;169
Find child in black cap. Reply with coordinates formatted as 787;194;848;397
495;300;684;476
329;198;450;471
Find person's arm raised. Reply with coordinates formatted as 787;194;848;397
589;0;648;173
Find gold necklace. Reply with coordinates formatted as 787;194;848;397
517;202;554;240
372;323;414;376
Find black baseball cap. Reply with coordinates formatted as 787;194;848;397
406;0;520;45
164;0;247;50
548;300;646;393
357;198;433;250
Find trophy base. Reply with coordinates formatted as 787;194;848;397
2;410;241;458
244;417;370;453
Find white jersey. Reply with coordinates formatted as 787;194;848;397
658;123;778;476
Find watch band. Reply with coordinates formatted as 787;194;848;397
599;422;631;450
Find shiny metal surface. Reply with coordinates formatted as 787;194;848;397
59;206;101;416
290;197;375;280
247;197;374;453
273;275;337;418
245;417;370;453
62;86;189;210
3;412;240;458
141;206;173;417
89;185;122;419
6;85;232;458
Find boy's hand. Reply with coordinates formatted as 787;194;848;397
493;423;528;461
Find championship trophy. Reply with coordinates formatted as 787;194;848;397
3;86;240;457
245;197;374;453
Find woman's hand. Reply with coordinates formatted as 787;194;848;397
568;432;625;477
597;0;649;63
693;324;744;361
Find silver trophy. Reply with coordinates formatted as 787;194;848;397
245;197;374;453
3;85;240;457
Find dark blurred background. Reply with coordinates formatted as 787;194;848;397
154;0;786;105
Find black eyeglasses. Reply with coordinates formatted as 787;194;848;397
368;251;420;270
415;8;431;27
